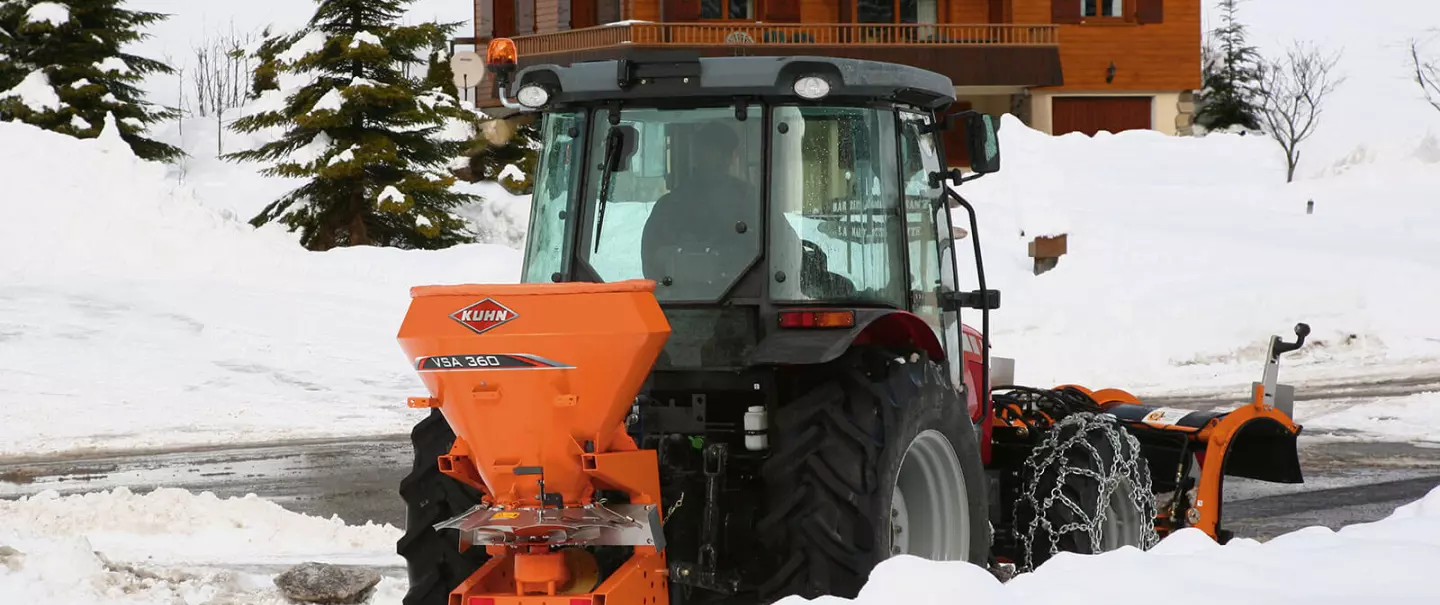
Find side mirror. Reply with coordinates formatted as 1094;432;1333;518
942;289;1001;311
962;112;1000;174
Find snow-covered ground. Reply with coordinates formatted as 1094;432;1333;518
0;487;403;604
966;115;1440;395
777;485;1440;605
6;483;1440;604
0;118;522;458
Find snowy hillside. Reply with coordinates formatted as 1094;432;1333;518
0;118;521;458
967;115;1440;395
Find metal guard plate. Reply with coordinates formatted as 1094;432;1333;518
434;503;665;550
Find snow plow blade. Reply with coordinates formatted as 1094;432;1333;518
1073;324;1312;543
1092;388;1302;542
396;279;672;604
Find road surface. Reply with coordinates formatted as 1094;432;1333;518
3;433;1440;542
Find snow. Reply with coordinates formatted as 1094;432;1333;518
0;487;404;604
68;79;90;89
962;116;1440;407
1212;0;1440;171
0;70;63;112
0;119;520;458
287;130;331;161
498;163;525;182
10;482;1440;603
452;180;532;248
69;115;90;131
780;485;1440;605
377;185;405;204
311;87;345;113
350;31;382;48
1300;392;1440;443
777;484;1440;605
95;57;129;74
23;2;70;26
328;146;355;166
277;30;327;65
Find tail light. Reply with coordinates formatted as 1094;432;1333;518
778;310;855;329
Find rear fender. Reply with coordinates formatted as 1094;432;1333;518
748;309;945;366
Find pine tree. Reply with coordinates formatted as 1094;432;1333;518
224;0;478;251
248;26;297;100
466;117;539;195
0;0;181;161
423;45;459;100
1194;0;1264;132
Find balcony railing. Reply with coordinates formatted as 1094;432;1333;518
512;22;1059;56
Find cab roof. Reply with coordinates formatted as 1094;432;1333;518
511;53;958;111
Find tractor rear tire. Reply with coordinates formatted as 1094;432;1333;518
398;409;490;605
1012;412;1160;570
757;346;989;602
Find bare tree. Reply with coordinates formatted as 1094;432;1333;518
1256;41;1344;182
1409;31;1440;113
191;23;256;155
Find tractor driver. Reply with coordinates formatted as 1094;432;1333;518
640;122;804;287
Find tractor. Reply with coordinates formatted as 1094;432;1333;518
395;39;1310;605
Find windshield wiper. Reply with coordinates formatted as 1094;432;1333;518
594;128;624;252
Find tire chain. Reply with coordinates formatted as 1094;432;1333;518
1015;412;1160;570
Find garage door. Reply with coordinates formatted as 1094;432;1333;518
1052;97;1152;136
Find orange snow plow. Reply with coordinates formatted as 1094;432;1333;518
988;327;1310;555
397;280;672;605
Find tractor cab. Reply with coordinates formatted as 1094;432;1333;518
487;41;1002;378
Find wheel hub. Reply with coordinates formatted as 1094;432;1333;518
1100;478;1144;551
889;429;971;561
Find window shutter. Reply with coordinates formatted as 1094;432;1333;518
1135;0;1163;23
517;0;536;34
664;0;701;21
765;0;801;22
1051;0;1080;24
478;0;494;37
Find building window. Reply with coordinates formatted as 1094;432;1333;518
1082;0;1123;17
856;0;937;23
700;0;751;19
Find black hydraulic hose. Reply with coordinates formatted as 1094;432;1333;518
946;188;991;425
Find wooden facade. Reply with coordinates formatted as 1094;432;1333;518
464;0;1202;138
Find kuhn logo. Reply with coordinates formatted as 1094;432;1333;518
450;299;517;335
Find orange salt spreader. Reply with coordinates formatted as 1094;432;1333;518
396;279;672;605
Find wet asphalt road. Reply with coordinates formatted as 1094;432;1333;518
4;373;1440;541
3;433;1440;541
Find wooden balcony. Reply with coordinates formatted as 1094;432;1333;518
466;22;1063;107
517;22;1059;52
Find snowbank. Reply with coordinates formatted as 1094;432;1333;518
961;116;1440;399
0;119;522;458
778;484;1440;605
7;483;1440;604
0;487;404;604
